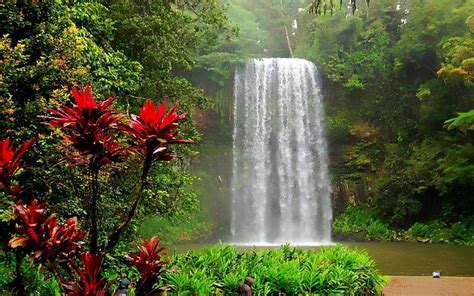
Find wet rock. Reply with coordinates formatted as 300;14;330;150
417;238;430;243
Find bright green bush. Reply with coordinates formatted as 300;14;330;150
333;206;394;241
367;221;393;240
333;206;374;233
161;244;386;295
406;222;440;239
448;222;468;243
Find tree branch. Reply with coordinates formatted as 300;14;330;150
105;156;152;253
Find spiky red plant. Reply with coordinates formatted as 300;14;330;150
8;199;49;252
68;252;107;296
119;101;193;163
129;236;167;296
8;199;86;261
0;137;34;189
43;84;126;168
44;217;86;261
43;84;127;252
106;102;193;252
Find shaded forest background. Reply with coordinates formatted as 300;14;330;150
1;0;473;247
191;0;474;244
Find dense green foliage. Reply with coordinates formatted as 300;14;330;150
333;206;394;241
162;244;386;295
0;255;61;295
333;206;474;245
0;0;234;292
292;0;474;233
406;220;474;245
105;0;235;108
0;0;233;247
139;215;211;245
1;0;473;292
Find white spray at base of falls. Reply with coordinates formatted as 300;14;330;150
230;58;332;245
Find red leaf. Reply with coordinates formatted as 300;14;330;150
120;101;193;163
8;237;30;248
43;84;126;168
69;252;107;296
9;199;86;262
129;236;167;293
0;137;35;187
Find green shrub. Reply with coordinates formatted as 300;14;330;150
334;207;473;245
448;222;467;242
163;244;386;295
367;221;392;240
406;220;474;245
0;254;61;296
333;206;373;233
333;206;394;241
407;222;437;239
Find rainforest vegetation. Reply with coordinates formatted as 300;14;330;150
296;0;474;245
188;0;474;245
0;0;473;294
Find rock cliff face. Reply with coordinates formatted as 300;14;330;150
332;179;371;216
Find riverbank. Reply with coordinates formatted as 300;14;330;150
382;276;474;295
333;206;474;246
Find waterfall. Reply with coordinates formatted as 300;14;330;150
230;58;332;245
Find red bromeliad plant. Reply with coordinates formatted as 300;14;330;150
67;252;107;296
129;236;167;296
44;84;124;167
37;86;192;292
8;199;87;291
9;199;51;254
43;84;126;252
8;199;86;259
0;137;35;197
0;137;34;295
119;101;192;163
8;200;111;295
107;101;193;252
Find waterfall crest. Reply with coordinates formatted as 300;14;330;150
230;58;332;245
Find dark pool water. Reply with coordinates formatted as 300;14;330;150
341;242;474;276
167;241;474;276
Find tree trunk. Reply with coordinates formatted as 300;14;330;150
14;251;26;296
89;163;99;253
279;0;294;58
105;156;152;253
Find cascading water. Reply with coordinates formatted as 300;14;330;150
230;58;332;245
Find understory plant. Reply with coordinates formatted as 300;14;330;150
406;220;474;246
163;244;386;295
3;84;191;294
333;206;394;241
333;206;474;246
128;236;167;296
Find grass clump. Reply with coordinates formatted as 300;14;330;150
161;244;386;295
